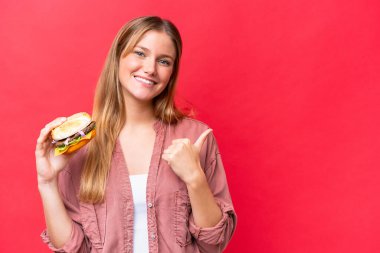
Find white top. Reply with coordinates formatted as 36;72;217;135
129;174;149;253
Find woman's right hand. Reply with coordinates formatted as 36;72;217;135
35;117;70;185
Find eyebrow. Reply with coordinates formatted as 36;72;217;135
135;46;175;60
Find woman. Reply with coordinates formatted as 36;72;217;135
36;16;236;253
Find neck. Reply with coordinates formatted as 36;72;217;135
124;99;156;128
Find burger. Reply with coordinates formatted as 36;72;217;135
51;112;96;156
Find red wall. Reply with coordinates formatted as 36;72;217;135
1;0;379;252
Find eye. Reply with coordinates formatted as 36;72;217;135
158;59;171;66
134;50;145;57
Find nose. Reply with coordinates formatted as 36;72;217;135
143;58;156;75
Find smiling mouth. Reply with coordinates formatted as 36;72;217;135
134;76;157;85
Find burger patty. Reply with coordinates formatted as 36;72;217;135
54;121;96;147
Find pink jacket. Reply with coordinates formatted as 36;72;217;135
41;118;237;252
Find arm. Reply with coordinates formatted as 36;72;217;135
163;129;221;226
188;152;236;251
162;129;237;250
36;117;88;252
186;168;223;228
38;180;73;249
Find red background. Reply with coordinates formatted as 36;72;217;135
1;0;379;252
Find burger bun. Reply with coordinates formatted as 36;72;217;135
51;112;92;140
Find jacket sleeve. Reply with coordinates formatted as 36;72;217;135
41;222;89;253
188;133;237;252
40;158;91;253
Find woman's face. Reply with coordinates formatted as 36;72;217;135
118;30;176;104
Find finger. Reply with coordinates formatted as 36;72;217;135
163;148;172;154
36;117;67;149
36;131;52;157
163;144;176;153
193;129;213;151
45;117;67;130
172;138;190;145
166;142;187;154
161;153;172;162
36;127;51;147
163;147;180;156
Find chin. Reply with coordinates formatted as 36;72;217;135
131;90;164;102
130;93;158;103
122;84;166;103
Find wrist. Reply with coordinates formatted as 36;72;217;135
185;167;207;190
38;177;59;192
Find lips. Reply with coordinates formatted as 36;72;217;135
134;75;157;85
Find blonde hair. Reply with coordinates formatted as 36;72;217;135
80;16;185;203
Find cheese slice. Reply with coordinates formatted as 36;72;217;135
54;130;95;156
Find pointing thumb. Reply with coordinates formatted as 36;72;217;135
194;129;213;152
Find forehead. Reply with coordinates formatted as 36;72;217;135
135;30;176;58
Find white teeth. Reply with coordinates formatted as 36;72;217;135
135;76;154;85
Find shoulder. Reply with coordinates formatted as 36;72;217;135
164;117;211;142
173;117;211;134
169;116;219;152
174;117;221;169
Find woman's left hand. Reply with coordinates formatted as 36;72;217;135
162;129;212;185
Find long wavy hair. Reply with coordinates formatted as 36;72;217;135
80;16;185;203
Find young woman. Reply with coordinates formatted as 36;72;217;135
36;16;236;253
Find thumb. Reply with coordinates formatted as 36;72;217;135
194;129;213;152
